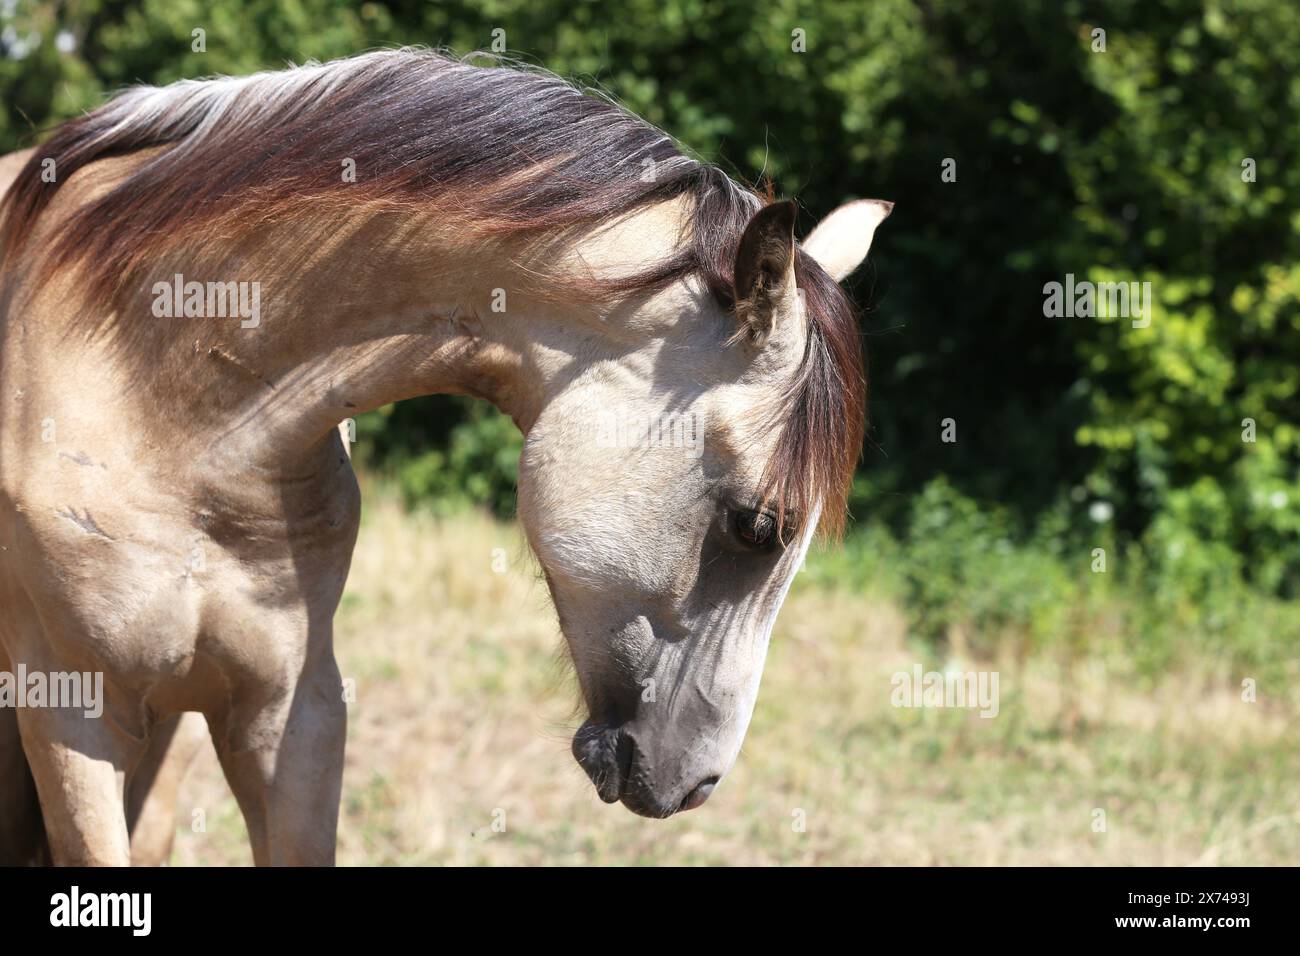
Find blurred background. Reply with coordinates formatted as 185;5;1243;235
2;0;1297;864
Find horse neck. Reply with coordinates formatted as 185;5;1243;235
97;201;679;479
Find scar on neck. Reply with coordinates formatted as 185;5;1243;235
206;345;275;389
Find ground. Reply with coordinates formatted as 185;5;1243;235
172;487;1300;865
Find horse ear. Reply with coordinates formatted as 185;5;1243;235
733;200;797;348
801;199;893;282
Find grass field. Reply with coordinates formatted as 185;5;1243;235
172;487;1300;866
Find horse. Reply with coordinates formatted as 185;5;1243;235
0;49;890;865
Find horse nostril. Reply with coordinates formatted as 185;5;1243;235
679;777;719;812
572;722;636;804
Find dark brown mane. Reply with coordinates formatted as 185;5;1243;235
0;48;864;536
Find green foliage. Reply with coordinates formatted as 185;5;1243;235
810;478;1298;686
3;1;1297;609
353;397;522;517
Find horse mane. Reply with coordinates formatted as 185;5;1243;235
0;48;865;536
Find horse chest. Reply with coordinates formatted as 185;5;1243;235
2;474;346;690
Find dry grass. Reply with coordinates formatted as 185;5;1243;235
171;489;1300;866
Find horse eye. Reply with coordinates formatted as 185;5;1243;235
734;510;777;550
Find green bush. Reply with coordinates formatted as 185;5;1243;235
815;478;1299;685
353;398;522;518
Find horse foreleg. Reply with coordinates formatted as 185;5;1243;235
209;650;346;866
125;712;208;866
17;700;136;866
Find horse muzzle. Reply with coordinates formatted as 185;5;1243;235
571;719;721;818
